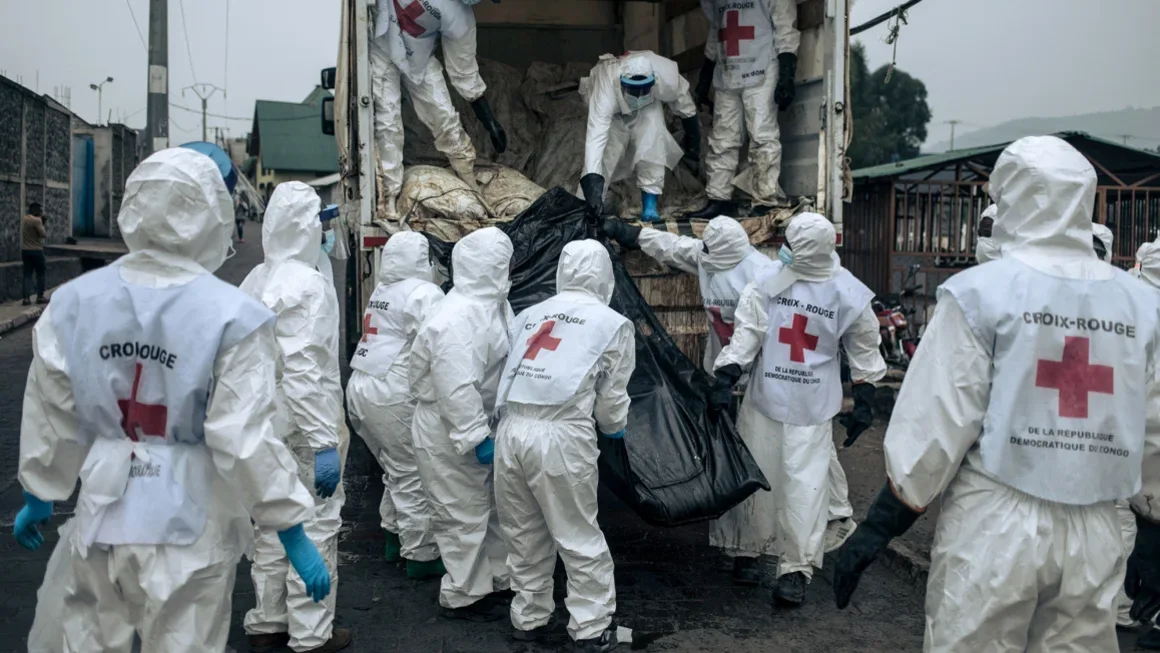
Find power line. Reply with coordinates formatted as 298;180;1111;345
223;0;231;113
178;0;199;82
123;0;147;50
851;0;928;36
170;102;316;122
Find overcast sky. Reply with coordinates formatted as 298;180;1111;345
2;0;1158;147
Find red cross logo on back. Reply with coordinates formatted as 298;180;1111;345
394;0;432;38
1035;336;1114;419
524;321;562;360
719;10;756;58
118;363;168;442
362;313;378;343
778;313;818;363
707;306;735;346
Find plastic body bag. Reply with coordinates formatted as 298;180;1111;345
427;188;769;526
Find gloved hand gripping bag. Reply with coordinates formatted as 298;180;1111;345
426;188;769;526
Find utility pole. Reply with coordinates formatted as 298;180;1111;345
183;83;225;142
1115;134;1132;146
146;0;169;155
945;120;962;151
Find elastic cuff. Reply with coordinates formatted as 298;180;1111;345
23;491;52;511
277;523;307;545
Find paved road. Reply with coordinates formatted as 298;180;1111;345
0;237;1139;651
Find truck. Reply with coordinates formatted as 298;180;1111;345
321;0;852;360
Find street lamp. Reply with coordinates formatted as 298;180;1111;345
90;76;114;124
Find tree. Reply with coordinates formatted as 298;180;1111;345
847;42;932;169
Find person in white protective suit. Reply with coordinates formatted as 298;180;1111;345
687;0;800;218
832;135;1160;652
578;51;700;223
975;204;999;264
602;215;862;585
493;240;634;652
410;226;513;621
315;203;340;285
346;232;446;577
706;212;885;605
13;148;330;653
369;0;507;218
1093;221;1114;264
240;182;352;653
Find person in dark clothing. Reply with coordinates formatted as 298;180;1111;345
21;202;48;305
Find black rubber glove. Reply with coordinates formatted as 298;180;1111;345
470;97;508;154
833;484;922;609
1127;514;1160;622
708;364;742;414
694;58;716;111
774;53;798;112
839;382;876;447
601;219;642;250
680;115;702;176
580;173;605;220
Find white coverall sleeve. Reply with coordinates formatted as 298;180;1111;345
883;296;992;511
275;293;341;452
441;26;487;102
18;307;88;502
1131;357;1160;522
594;321;636;435
714;281;768;371
204;322;314;530
583;89;617;179
842;305;887;384
405;285;445;336
637;228;704;275
667;75;699;120
430;326;493;454
701;0;719;62
771;0;801;56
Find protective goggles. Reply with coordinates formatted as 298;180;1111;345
620;74;655;97
319;204;340;223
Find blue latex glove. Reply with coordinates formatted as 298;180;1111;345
475;439;495;465
602;429;626;440
14;491;53;551
277;524;331;602
314;448;341;498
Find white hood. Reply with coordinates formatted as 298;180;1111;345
380;231;435;285
785;212;838;281
1137;240;1160;288
557;239;615;305
990;136;1098;268
701;216;753;272
451;227;513;301
117;148;235;273
1092;223;1114;262
262;182;322;268
975;204;1000;264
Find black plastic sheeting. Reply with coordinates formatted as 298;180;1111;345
426;188;769;527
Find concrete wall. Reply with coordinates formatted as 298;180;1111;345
0;76;72;262
92;124;138;239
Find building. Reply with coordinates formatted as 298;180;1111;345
842;132;1160;313
248;87;339;200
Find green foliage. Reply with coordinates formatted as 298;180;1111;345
848;42;933;169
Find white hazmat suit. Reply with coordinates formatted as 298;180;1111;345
879;136;1160;651
713;213;885;597
240;182;348;652
347;232;444;566
1093;221;1114;264
701;0;800;204
410;226;513;612
975;204;999;264
580;51;698;197
18;148;316;652
494;240;635;642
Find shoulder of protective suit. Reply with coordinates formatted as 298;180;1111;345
264;260;330;311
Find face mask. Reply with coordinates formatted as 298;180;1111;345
778;245;794;266
624;93;654;112
975;237;1000;264
460;0;482;4
322;230;336;256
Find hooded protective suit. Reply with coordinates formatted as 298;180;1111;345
880;136;1160;651
1093;222;1114;263
712;213;885;589
347;232;444;562
637;217;856;534
410;227;513;610
494;240;635;642
700;0;800;204
240;182;347;652
580;51;697;197
17;148;315;652
975;204;1000;264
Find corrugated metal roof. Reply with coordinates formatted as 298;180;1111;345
254;100;338;173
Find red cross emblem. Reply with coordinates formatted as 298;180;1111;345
1035;336;1114;419
394;0;431;38
362;313;378;343
524;321;562;360
707;306;735;346
778;313;818;363
118;363;168;442
718;10;756;58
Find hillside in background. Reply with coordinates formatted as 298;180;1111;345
927;106;1160;153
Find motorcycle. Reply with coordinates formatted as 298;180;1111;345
872;263;923;369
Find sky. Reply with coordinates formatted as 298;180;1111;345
1;0;1158;147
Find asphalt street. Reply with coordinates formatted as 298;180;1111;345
0;235;1143;651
